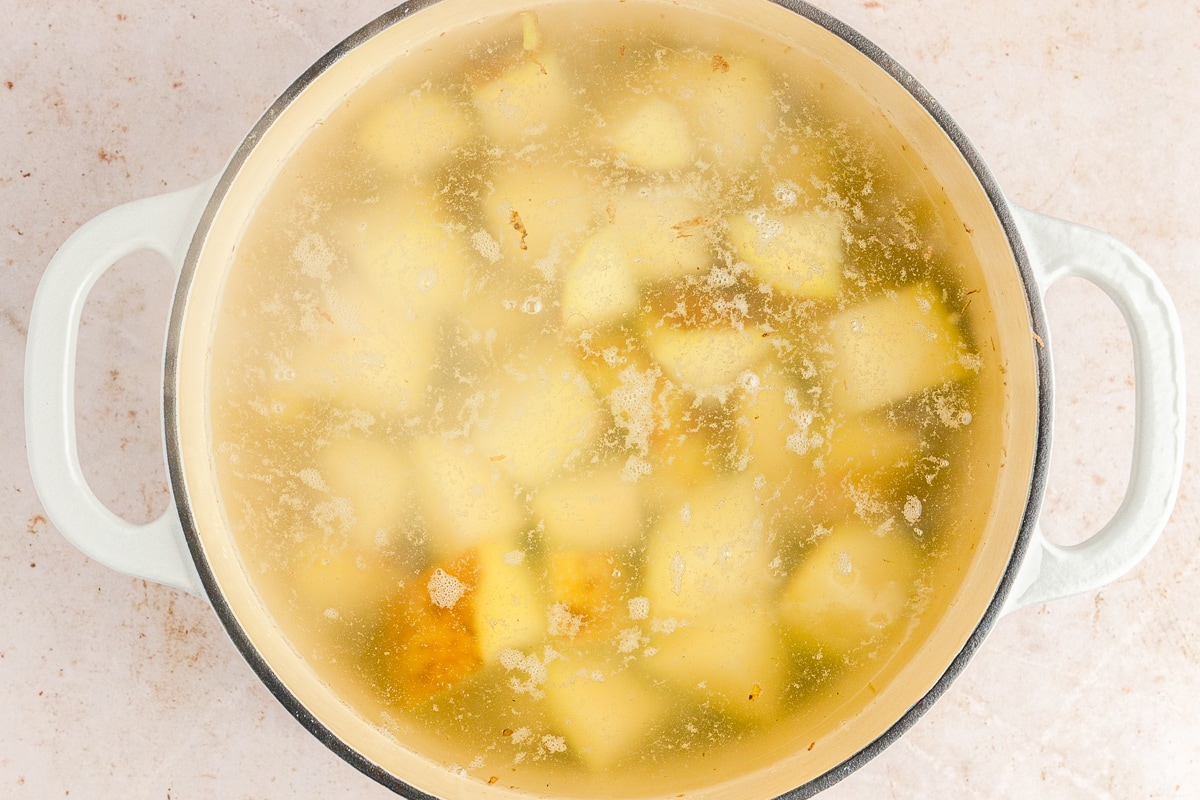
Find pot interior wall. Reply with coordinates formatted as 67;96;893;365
170;1;1040;797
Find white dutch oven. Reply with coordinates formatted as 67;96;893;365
24;0;1185;798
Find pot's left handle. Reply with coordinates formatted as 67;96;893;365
25;179;218;597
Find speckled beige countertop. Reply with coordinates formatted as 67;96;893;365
2;1;1197;798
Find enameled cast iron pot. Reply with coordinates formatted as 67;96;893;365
25;0;1186;797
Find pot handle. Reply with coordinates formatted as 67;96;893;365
1003;205;1185;613
25;179;218;598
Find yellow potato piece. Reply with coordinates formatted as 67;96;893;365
534;467;644;550
610;98;695;172
483;162;597;269
561;227;639;333
337;194;473;319
653;54;777;170
645;325;769;390
286;283;440;418
778;523;920;654
544;657;667;770
644;602;787;722
640;480;772;619
473;536;547;662
316;436;412;550
727;209;845;299
290;548;399;616
609;185;712;283
828;283;971;413
473;52;575;144
354;90;473;176
733;370;822;484
476;351;604;485
411;437;523;558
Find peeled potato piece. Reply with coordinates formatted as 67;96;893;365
546;549;625;640
315;436;412;550
482;162;597;270
651;54;777;170
645;324;769;391
778;523;920;654
733;370;823;483
727;209;845;300
284;282;440;418
290;547;401;618
476;350;604;485
609;98;696;172
472;536;547;662
354;90;473;177
561;227;639;333
644;602;787;722
544;656;668;770
411;437;524;559
640;480;772;619
534;467;644;550
336;193;473;319
827;283;972;413
473;52;575;145
609;185;712;283
381;551;482;703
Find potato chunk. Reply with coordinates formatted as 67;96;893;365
411;437;523;558
609;185;712;283
354;90;473;177
316;436;412;550
561;227;640;333
609;98;696;172
645;325;769;391
727;209;844;299
651;54;777;170
477;350;604;485
534;467;644;550
473;52;575;144
778;523;920;654
640;480;772;619
381;552;482;703
472;537;547;662
644;602;787;722
482;162;597;270
828;283;972;413
336;194;473;318
544;657;667;770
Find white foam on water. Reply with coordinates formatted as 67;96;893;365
427;568;468;608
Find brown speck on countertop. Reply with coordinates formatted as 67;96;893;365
4;80;12;90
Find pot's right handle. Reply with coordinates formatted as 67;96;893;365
25;180;217;597
1003;205;1186;613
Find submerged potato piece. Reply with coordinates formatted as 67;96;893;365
316;436;412;550
337;194;473;318
828;283;971;413
411;437;523;558
290;547;400;616
645;325;769;390
778;523;920;654
727;209;845;299
610;186;712;283
733;372;822;483
477;351;604;485
473;52;575;144
483;162;597;268
644;602;787;722
382;552;482;703
473;537;547;662
825;414;922;478
561;227;639;332
286;283;439;417
547;549;623;639
609;98;695;172
534;467;643;550
354;90;473;176
653;54;777;170
641;480;772;619
544;657;668;770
